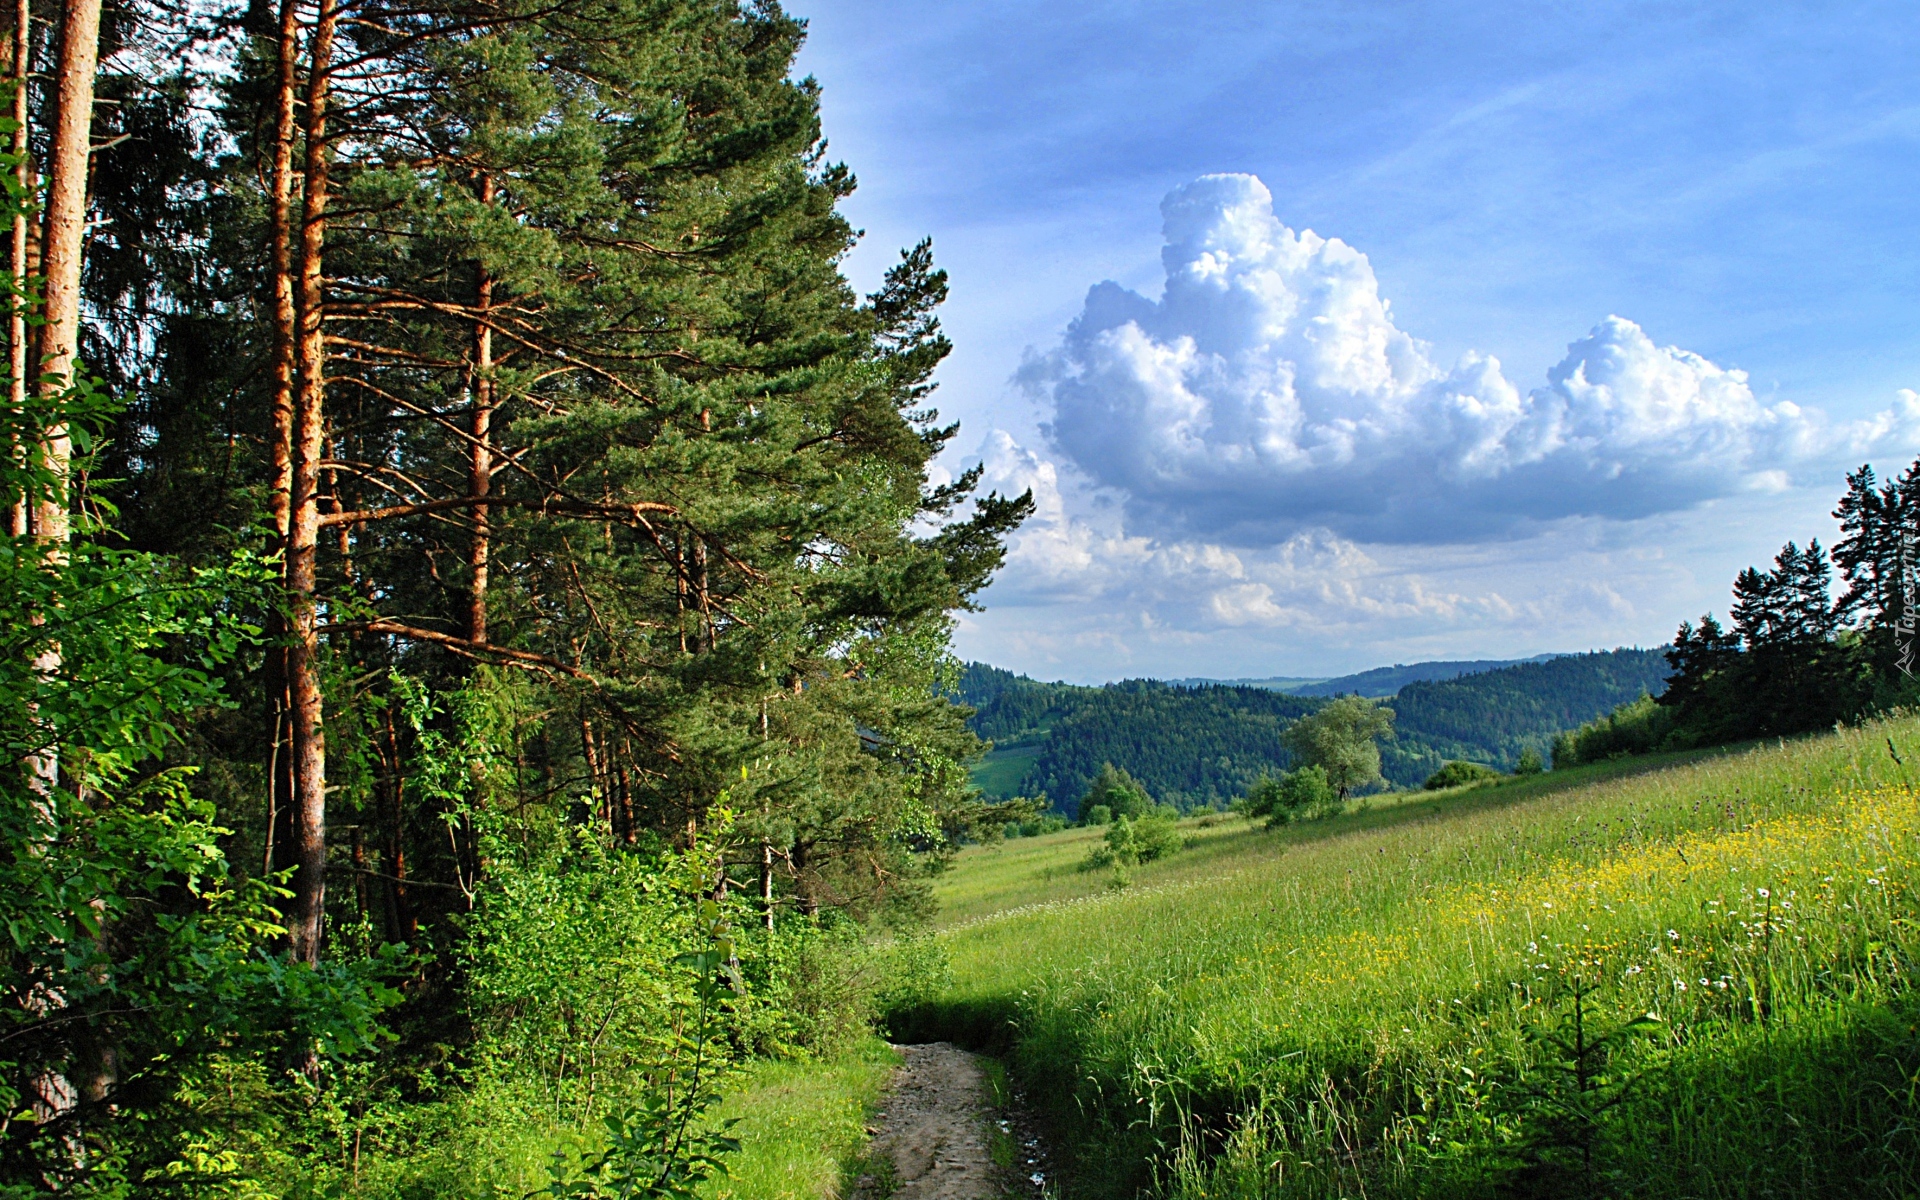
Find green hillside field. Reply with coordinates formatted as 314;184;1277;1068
970;740;1046;801
895;716;1920;1197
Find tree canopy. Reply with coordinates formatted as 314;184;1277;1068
1076;761;1154;823
1282;695;1394;799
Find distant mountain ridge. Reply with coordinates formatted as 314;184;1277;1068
956;648;1672;805
1166;675;1329;692
1169;655;1564;698
1292;655;1563;697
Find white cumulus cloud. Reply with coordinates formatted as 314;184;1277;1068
970;429;1561;644
1023;173;1920;544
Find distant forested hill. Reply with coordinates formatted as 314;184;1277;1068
1384;649;1672;783
1021;682;1320;809
960;668;1316;806
962;647;1673;808
1294;655;1559;698
956;662;1089;743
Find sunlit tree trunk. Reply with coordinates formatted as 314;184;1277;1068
261;0;301;885
287;0;337;965
267;0;298;541
32;0;104;1117
19;0;99;865
34;0;99;550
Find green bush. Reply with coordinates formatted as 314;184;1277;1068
1082;803;1112;826
1011;814;1070;838
1084;813;1184;869
743;916;891;1058
1552;693;1677;767
873;932;955;1017
1515;746;1545;775
1240;766;1340;826
1134;813;1184;860
1423;760;1502;790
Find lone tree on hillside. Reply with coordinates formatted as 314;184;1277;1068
1078;762;1154;824
1284;696;1395;799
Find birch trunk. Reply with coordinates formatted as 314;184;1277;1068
7;0;29;538
467;177;495;646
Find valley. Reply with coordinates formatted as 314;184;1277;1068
963;648;1673;801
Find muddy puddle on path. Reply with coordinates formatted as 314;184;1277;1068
852;1042;1059;1200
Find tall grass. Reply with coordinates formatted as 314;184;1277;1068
702;1039;899;1200
902;718;1920;1197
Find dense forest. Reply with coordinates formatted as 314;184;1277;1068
1024;681;1319;808
0;0;1033;1191
960;648;1673;803
1385;648;1671;779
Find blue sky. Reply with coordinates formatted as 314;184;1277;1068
794;0;1920;683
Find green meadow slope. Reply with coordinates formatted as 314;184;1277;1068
901;719;1920;1198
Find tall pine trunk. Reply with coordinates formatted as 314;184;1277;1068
267;0;298;541
261;0;301;924
22;0;99;828
34;0;98;548
286;0;337;965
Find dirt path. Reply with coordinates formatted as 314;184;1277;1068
855;1042;1050;1200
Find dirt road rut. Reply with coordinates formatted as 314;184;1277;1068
855;1042;1011;1200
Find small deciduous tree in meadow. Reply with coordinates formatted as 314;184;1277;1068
1077;762;1153;824
1086;811;1183;872
1282;696;1395;799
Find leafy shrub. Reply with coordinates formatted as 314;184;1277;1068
744;921;957;1060
1552;693;1677;767
1423;760;1502;790
1005;814;1070;838
464;830;745;1098
534;900;744;1200
748;917;882;1058
873;933;955;1016
1515;747;1545;775
1134;814;1185;860
1239;766;1341;826
1084;813;1184;869
1082;804;1112;826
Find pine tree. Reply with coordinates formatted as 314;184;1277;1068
103;0;1036;948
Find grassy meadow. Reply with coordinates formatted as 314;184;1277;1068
896;719;1920;1197
972;742;1048;799
935;748;1725;927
